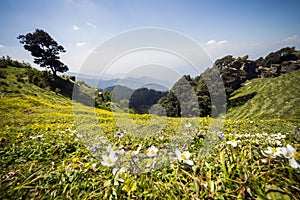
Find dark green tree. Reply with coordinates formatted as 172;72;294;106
17;29;68;77
159;91;181;117
129;88;167;114
262;46;298;67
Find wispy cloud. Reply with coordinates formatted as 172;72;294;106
87;22;96;29
76;42;86;47
73;25;79;31
0;44;4;48
206;39;228;46
282;35;299;43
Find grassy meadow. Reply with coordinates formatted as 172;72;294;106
227;70;300;119
1;65;300;199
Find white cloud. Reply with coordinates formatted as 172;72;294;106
218;40;228;45
87;22;96;29
76;42;86;47
282;35;299;43
206;39;228;46
0;44;4;48
73;25;79;31
206;40;217;45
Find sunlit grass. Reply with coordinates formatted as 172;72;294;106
227;70;300;119
1;90;299;199
1;65;300;199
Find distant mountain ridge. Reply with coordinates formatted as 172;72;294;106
65;72;170;91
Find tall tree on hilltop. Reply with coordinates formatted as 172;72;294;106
17;29;68;77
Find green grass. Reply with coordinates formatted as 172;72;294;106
227;70;300;119
1;65;300;199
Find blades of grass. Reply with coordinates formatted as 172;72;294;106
220;150;228;180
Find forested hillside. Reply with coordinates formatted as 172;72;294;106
159;47;300;118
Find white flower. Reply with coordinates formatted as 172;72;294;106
146;158;156;168
281;144;300;169
112;167;126;182
289;158;300;169
281;144;296;159
118;149;125;155
89;163;97;171
175;150;194;166
226;139;240;147
262;132;268;137
106;144;118;155
147;146;158;157
264;146;282;157
30;134;43;140
276;133;286;139
36;134;43;139
125;145;141;157
106;144;114;152
112;167;126;175
114;131;124;138
185;123;192;128
29;134;44;140
133;144;142;155
255;133;262;138
133;149;140;156
101;152;118;167
271;140;282;146
261;158;268;164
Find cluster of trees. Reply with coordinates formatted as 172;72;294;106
0;56;31;69
256;47;299;68
129;88;167;114
158;47;300;117
256;47;300;77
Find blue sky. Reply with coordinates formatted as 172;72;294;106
0;0;300;76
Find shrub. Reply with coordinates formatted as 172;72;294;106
38;81;47;88
0;60;9;68
0;70;7;78
55;88;61;95
16;74;25;83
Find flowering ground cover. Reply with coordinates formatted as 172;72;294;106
1;92;299;199
0;65;299;199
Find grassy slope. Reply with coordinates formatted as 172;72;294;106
227;70;300;119
1;65;300;199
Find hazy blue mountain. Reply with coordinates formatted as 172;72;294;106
65;72;170;91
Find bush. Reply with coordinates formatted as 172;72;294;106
55;88;61;95
38;81;47;88
16;74;25;83
0;70;7;78
0;56;12;68
0;60;9;68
